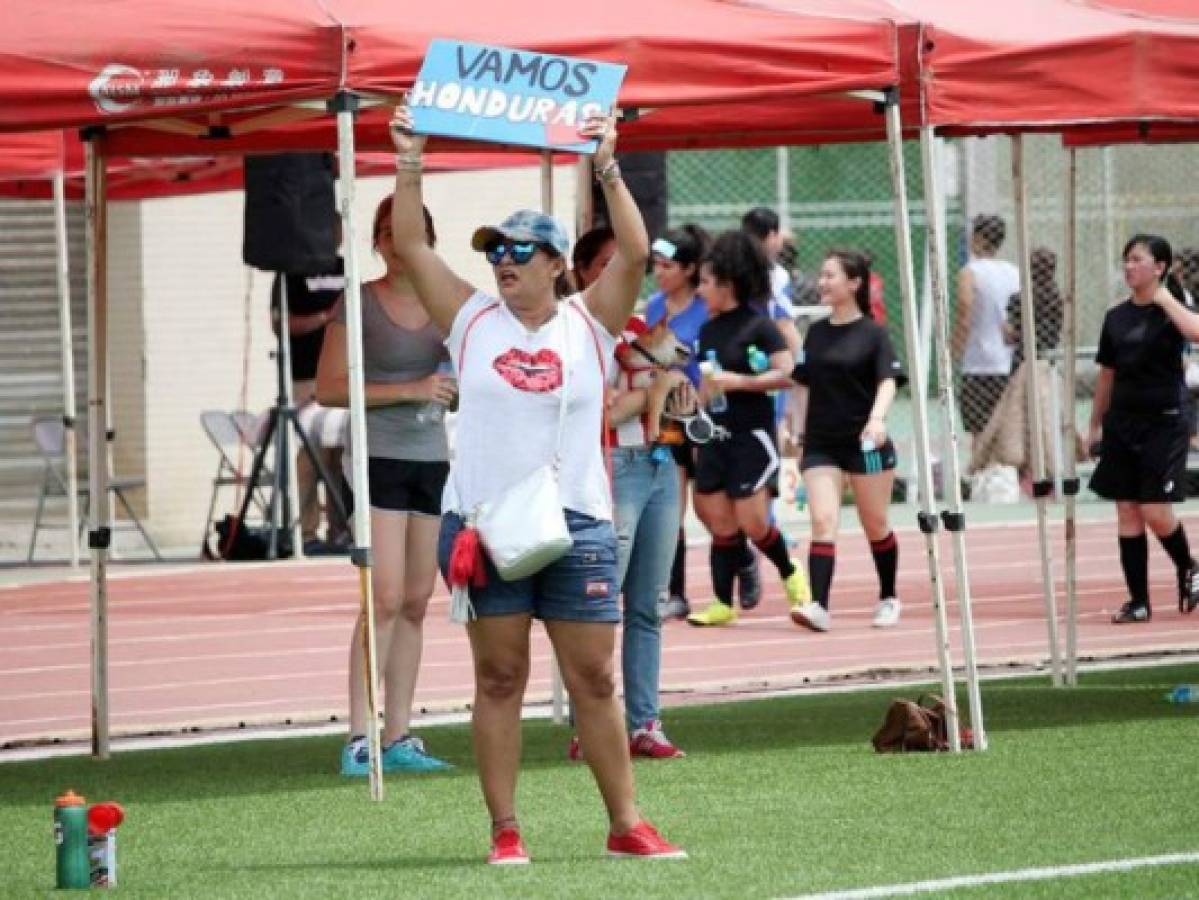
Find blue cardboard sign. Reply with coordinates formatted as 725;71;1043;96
409;40;626;153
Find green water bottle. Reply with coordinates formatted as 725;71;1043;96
55;790;90;890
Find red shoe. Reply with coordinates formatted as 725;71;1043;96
629;721;685;759
488;828;530;865
567;735;584;762
607;821;687;859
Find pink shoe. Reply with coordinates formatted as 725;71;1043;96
488;827;530;865
607;821;687;859
629;720;685;759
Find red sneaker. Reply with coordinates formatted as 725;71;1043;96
606;821;687;859
488;827;530;865
629;721;685;759
567;735;584;761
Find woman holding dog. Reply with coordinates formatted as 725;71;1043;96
788;249;906;634
645;224;711;620
1089;233;1199;624
389;107;683;864
316;196;455;776
570;230;689;760
686;230;810;627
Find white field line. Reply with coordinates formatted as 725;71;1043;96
784;851;1199;900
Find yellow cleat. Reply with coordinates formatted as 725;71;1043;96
784;564;811;607
686;600;737;627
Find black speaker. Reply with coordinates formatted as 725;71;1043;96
243;152;338;274
592;151;668;245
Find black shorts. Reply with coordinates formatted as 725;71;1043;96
352;457;449;517
695;429;779;499
960;374;1009;434
669;438;697;479
801;438;898;474
1089;412;1189;503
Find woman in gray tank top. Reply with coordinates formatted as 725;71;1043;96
316;196;456;774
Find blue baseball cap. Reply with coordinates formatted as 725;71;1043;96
471;209;570;257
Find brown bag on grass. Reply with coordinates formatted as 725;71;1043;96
872;694;973;752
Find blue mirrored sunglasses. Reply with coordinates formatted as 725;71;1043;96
485;241;539;265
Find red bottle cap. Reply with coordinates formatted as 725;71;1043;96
88;802;125;834
55;790;86;807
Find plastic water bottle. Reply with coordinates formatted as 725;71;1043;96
417;361;456;425
795;483;807;512
700;350;728;414
54;789;90;890
746;344;769;373
1166;684;1199;704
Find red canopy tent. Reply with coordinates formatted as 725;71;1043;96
0;0;955;772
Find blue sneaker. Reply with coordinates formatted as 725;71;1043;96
381;735;453;773
340;736;369;777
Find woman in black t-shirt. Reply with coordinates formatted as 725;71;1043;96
1089;233;1199;624
789;250;907;633
686;231;811;627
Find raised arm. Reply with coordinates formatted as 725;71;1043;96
389;107;475;334
1154;284;1199;341
581;113;650;336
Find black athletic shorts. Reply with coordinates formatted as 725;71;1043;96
960;374;1009;434
1089;411;1189;503
351;457;449;517
695;429;779;499
669;438;697;479
801;437;898;474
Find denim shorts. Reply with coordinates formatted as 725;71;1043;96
437;509;620;623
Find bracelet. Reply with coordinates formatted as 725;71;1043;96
594;159;621;184
395;153;423;173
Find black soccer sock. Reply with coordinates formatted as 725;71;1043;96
669;527;687;598
752;526;795;579
808;541;836;610
1157;524;1194;575
1119;533;1150;608
735;530;755;568
709;533;742;606
869;532;900;599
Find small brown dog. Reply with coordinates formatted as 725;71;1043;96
612;319;696;444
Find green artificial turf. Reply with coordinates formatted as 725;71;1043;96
2;664;1197;898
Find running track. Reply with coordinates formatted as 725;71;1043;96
3;516;1199;746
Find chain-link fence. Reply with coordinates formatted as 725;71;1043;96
663;136;1199;510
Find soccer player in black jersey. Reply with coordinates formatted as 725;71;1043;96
1089;234;1199;624
789;250;907;633
686;231;811;626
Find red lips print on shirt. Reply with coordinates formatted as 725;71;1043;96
493;348;563;393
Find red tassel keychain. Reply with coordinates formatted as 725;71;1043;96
447;523;486;623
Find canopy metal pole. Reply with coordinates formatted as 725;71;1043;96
83;135;111;759
276;278;305;559
1011;135;1063;687
52;171;80;568
542;149;567;726
884;97;961;750
920;126;986;750
335;94;384;800
1063;148;1080;687
575;156;594;239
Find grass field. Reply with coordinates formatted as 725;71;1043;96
2;663;1198;898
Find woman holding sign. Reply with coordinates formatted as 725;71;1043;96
389;104;684;865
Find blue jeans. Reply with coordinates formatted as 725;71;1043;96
612;447;680;730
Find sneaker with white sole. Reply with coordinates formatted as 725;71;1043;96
783;563;811;607
736;558;762;610
1111;600;1151;624
687;599;736;627
791;601;830;632
488;827;530;865
629;720;685;759
872;597;901;628
607;821;687;859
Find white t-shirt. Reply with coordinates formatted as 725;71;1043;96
962;257;1020;376
770;262;796;317
443;291;618;521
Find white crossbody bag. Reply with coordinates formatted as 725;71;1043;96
463;303;577;581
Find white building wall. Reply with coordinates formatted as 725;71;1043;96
134;162;576;549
